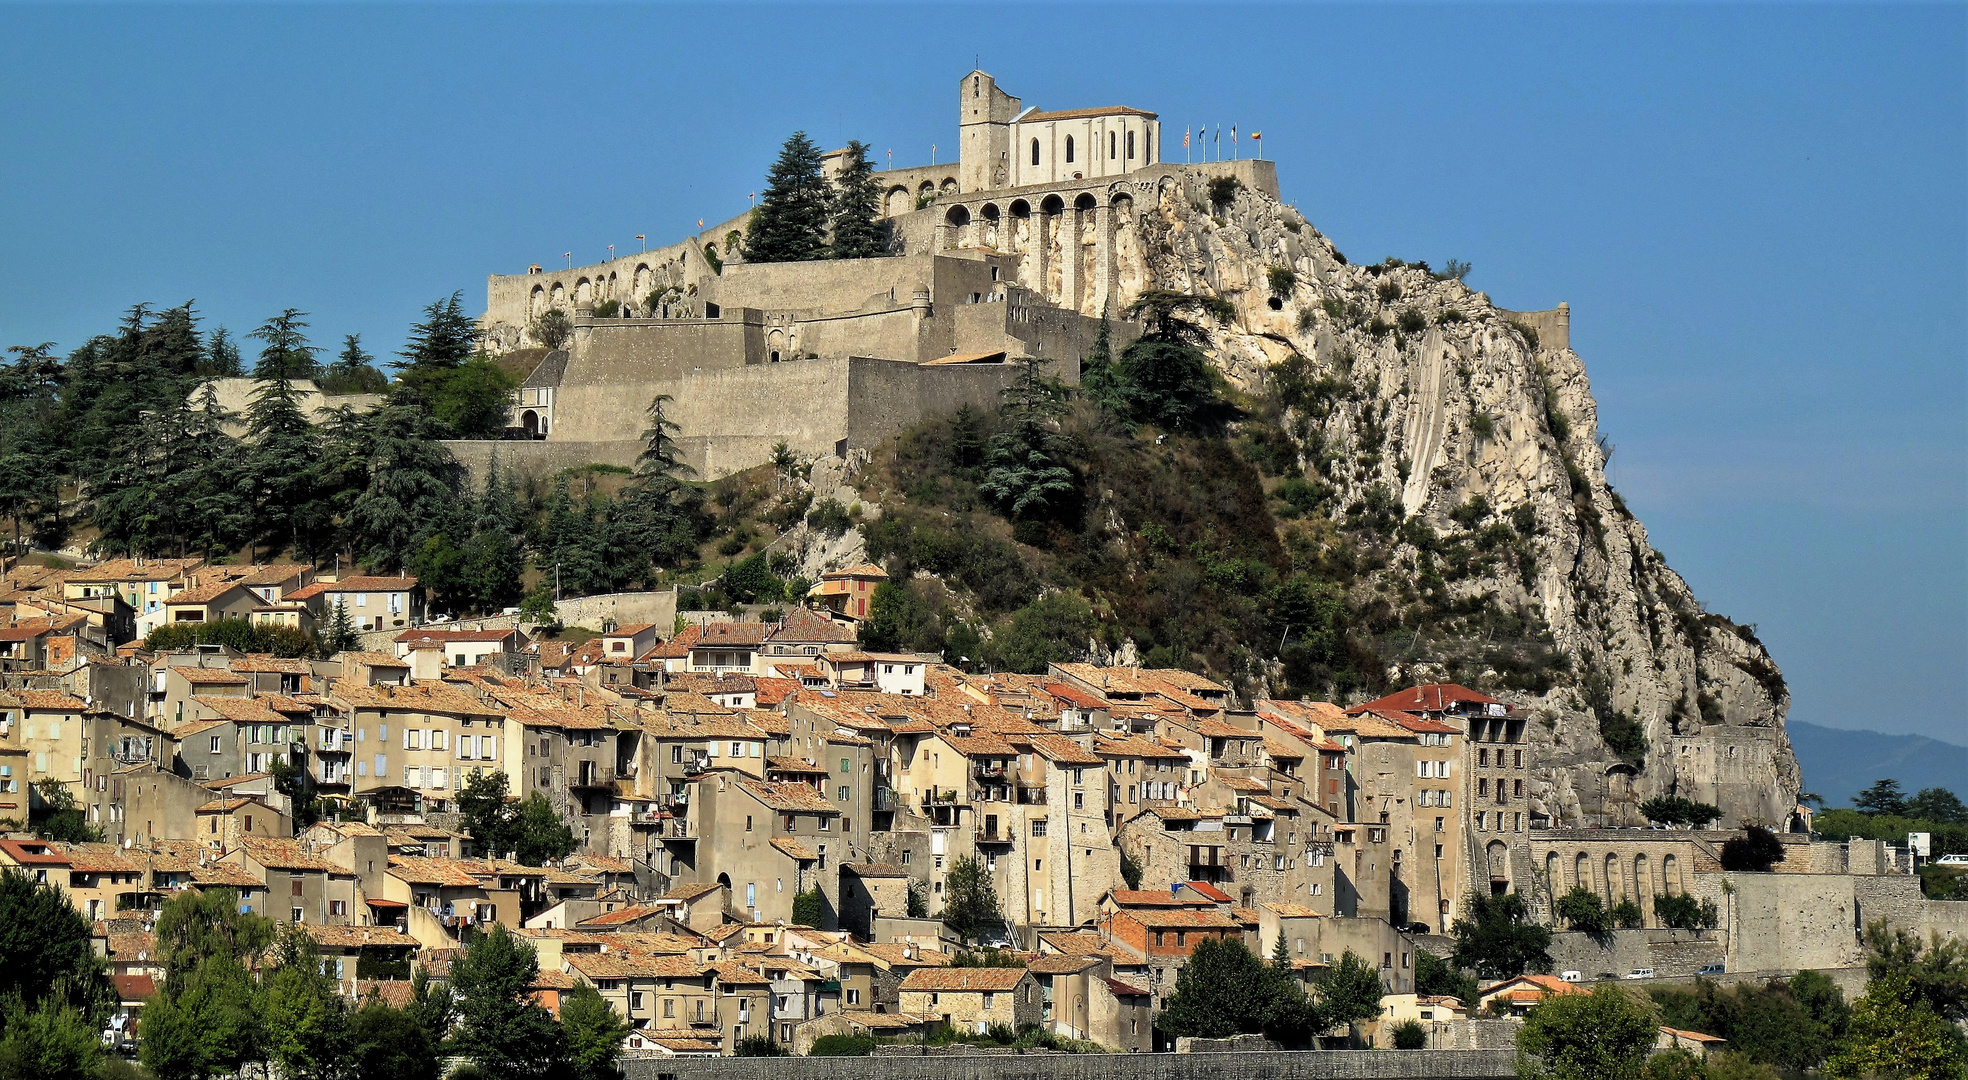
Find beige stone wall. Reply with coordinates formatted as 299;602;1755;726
1724;872;1864;971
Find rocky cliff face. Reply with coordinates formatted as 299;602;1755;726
1102;176;1799;829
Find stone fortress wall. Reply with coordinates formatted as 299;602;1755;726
462;71;1271;482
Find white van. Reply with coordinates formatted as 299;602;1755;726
1625;968;1656;980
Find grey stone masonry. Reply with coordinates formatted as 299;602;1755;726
624;1049;1517;1080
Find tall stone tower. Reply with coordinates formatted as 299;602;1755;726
958;70;1020;194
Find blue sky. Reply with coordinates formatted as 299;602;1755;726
2;4;1962;746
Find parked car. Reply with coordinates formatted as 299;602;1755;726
1625;968;1656;980
1402;922;1432;935
1936;854;1968;866
1697;963;1727;976
1560;970;1584;983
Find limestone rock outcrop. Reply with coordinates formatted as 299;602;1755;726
1104;176;1799;829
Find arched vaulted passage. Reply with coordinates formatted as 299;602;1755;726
1074;192;1097;211
945;205;971;227
1040;194;1065;215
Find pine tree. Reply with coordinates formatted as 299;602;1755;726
320;334;388;395
0;343;65;552
246;318;324;558
346;400;464;572
394;292;477;399
204;326;244;377
744;132;831;263
616;395;699;580
462;455;524;614
977;356;1075;519
249;309;322;381
323;598;359;654
179;382;249;557
829;140;887;258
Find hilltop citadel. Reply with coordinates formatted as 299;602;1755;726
465;71;1281;478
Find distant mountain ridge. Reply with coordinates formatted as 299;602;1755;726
1788;720;1968;807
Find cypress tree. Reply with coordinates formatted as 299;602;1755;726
744;132;830;263
828;140;887;259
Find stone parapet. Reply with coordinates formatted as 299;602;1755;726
623;1049;1518;1080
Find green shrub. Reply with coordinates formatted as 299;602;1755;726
808;1033;877;1056
1266;266;1297;297
1435;308;1466;325
1391;1019;1428;1050
1376;278;1403;302
1207;175;1242;205
1508;319;1540;351
1367;316;1393;337
1469;411;1495;440
806;497;853;538
1397;309;1427;334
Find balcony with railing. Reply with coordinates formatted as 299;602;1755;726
571;764;616;788
1015;784;1048;805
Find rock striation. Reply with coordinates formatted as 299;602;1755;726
1104;176;1798;829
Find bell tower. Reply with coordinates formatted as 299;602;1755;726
958;70;1019;194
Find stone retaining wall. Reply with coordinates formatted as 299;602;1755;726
623;1049;1517;1080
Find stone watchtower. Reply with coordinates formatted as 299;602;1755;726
959;70;1020;194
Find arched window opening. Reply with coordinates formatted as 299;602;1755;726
1110;132;1117;159
1031;138;1040;166
1127;130;1136;159
1065;135;1074;163
1074;193;1096;211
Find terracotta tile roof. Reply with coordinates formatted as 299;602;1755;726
229;655;312;674
192;695;289;725
738;780;839;814
570;854;633;875
331;681;499;716
842;862;908;878
860;943;951;967
1011;732;1103;766
68;558;203;584
195;797;264;814
833;1009;932;1031
1093;734;1190;760
113;974;157;1001
1262;902;1323;918
567;952;705;979
1108;889;1214;908
386;856;490;887
1352;683;1501;715
1388;713;1461;735
710;961;771;987
1661;1027;1728;1044
1021;104;1157;122
1317;710;1412;739
1116;908;1243;930
1182;881;1234;904
238;836;346;873
820;563;887;580
17;690;88;710
899;967;1028;992
354;979;416;1008
662;881;724;902
337;651;410;668
578;903;671;927
770;837;819;861
304;924;418;948
54;842;145;873
320;576;418;592
165;581;251;605
0;839;71;866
